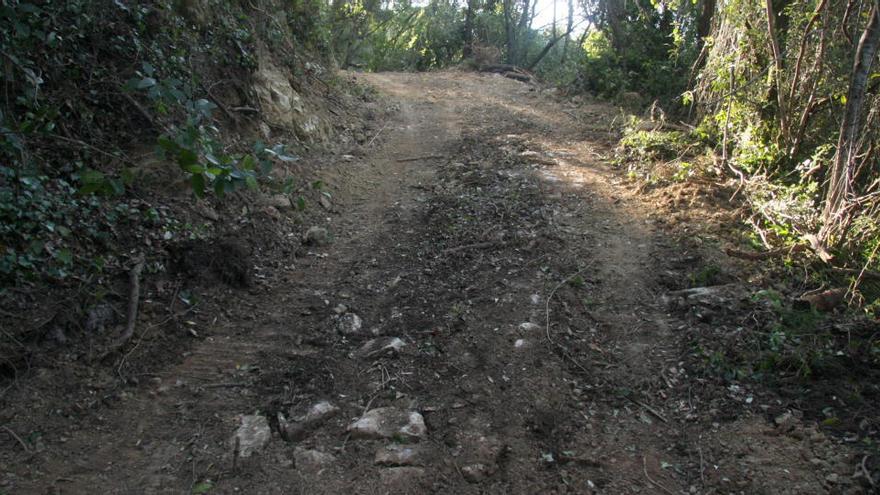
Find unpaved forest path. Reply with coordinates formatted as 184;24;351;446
4;72;849;494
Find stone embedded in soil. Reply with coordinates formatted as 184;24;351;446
518;322;541;332
263;194;292;209
374;443;432;466
461;463;495;483
514;338;529;349
335;313;363;335
304;226;329;245
347;407;426;441
282;401;340;441
353;336;405;359
293;447;335;472
232;414;271;458
455;433;506;482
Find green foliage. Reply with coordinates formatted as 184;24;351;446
125;64;297;198
619;129;689;162
0;167;140;283
0;0;310;286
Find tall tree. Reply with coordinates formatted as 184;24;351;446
820;0;880;246
560;0;574;63
463;0;478;58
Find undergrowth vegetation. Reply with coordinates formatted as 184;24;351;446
0;0;324;286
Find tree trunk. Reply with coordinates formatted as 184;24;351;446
696;0;715;44
820;0;880;245
504;0;517;63
560;0;573;64
516;0;533;65
765;0;790;143
463;0;477;58
603;0;625;54
527;22;578;70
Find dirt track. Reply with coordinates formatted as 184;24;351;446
1;72;859;494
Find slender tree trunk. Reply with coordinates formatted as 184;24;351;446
560;0;573;63
516;0;533;65
765;0;790;143
527;22;578;70
504;0;517;64
820;0;880;244
697;0;715;41
604;0;625;53
463;0;477;58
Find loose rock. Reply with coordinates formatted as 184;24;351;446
282;401;340;441
374;443;431;466
232;414;271;458
353;336;405;359
293;447;335;472
335;313;363;335
518;322;541;332
461;463;495;483
304;226;329;246
264;194;292;209
347;407;426;441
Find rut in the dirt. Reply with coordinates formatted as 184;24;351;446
1;72;860;495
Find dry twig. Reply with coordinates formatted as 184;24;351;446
1;425;31;453
396;154;446;163
96;254;145;360
642;456;675;495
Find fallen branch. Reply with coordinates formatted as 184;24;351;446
643;456;675;495
96;254;145;360
367;121;390;148
396;155;446;163
627;396;669;423
1;425;31;453
503;71;531;83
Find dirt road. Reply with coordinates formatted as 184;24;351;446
1;72;856;494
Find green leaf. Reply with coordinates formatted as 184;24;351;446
80;168;105;185
245;175;258;189
176;148;199;168
194;99;216;116
121;167;136;186
240;155;256;171
296;196;306;210
109;179;125;196
56;249;73;266
137;77;157;89
191;174;206;198
19;3;41;13
157;136;177;154
191;481;213;494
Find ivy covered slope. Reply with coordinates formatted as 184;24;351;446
0;0;372;370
